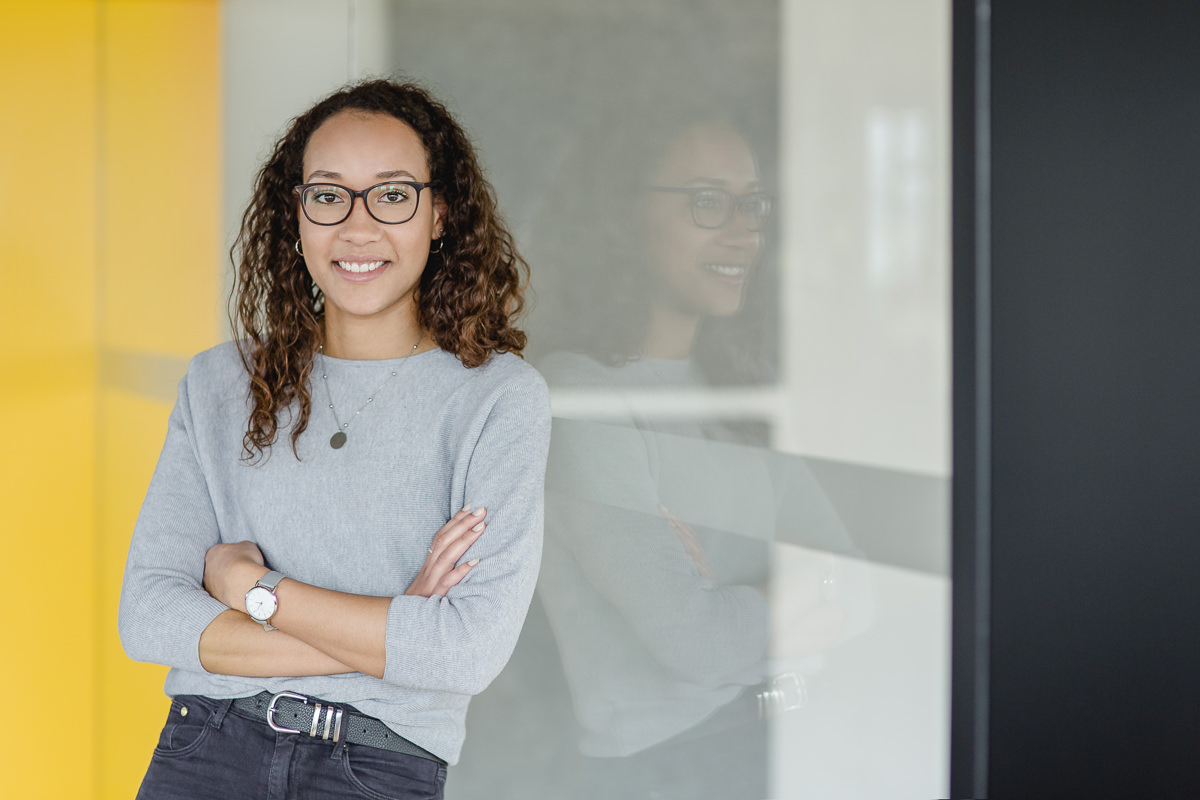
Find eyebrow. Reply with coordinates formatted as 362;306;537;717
685;177;765;190
305;169;421;182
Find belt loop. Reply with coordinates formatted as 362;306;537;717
208;698;234;730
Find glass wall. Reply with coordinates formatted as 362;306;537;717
222;1;949;797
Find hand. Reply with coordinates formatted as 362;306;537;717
658;504;713;578
204;541;268;609
406;505;487;597
767;544;845;659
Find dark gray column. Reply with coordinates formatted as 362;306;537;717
954;1;1200;796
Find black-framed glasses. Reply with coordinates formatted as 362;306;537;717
293;180;440;226
648;186;773;232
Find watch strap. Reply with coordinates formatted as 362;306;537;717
256;570;286;592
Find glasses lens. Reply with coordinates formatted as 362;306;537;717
367;183;419;224
739;193;773;232
690;189;732;229
302;185;353;224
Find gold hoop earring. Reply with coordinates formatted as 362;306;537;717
295;239;305;257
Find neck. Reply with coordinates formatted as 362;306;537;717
321;308;426;360
642;304;700;360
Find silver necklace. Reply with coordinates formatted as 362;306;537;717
318;334;423;449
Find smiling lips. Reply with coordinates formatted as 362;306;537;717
701;262;748;283
335;259;388;275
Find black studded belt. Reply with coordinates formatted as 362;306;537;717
232;691;446;765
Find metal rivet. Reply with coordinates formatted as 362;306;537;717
180;706;188;717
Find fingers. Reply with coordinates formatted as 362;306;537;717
429;505;487;562
405;506;487;597
431;525;485;576
430;505;477;545
434;558;480;596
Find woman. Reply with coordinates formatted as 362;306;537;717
119;79;551;799
524;107;859;800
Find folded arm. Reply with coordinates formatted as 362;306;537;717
197;507;488;678
121;362;551;695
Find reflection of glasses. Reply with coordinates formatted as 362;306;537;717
293;180;439;225
648;186;773;231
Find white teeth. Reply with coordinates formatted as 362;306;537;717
702;263;747;277
336;260;385;274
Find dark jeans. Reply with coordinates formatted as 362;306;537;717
136;695;447;800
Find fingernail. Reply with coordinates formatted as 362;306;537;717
472;522;485;532
461;503;472;513
468;558;480;566
472;507;486;516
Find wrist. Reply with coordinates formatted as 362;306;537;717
234;562;271;611
243;568;286;631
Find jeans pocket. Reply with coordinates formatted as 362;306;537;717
340;745;444;800
152;697;213;758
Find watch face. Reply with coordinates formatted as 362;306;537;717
245;586;278;622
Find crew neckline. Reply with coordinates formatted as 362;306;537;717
317;346;443;368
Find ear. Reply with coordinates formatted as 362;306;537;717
432;196;449;238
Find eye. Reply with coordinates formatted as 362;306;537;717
309;186;345;205
375;184;412;204
743;194;772;216
691;189;725;210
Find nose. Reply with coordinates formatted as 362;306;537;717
715;212;762;249
338;195;382;243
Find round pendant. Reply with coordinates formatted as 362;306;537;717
330;431;348;449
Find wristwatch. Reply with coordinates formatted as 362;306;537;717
245;570;286;631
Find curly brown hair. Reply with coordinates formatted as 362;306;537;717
231;79;528;461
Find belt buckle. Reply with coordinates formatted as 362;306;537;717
266;691;345;743
266;691;309;734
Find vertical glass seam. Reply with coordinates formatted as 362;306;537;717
973;0;992;796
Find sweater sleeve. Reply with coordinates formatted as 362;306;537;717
118;370;230;673
542;419;770;687
381;370;552;695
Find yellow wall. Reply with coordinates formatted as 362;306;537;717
0;2;221;796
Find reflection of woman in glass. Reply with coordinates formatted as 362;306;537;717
637;123;772;360
119;80;550;799
532;114;777;388
528;106;855;800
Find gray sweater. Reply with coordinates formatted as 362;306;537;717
118;342;551;764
